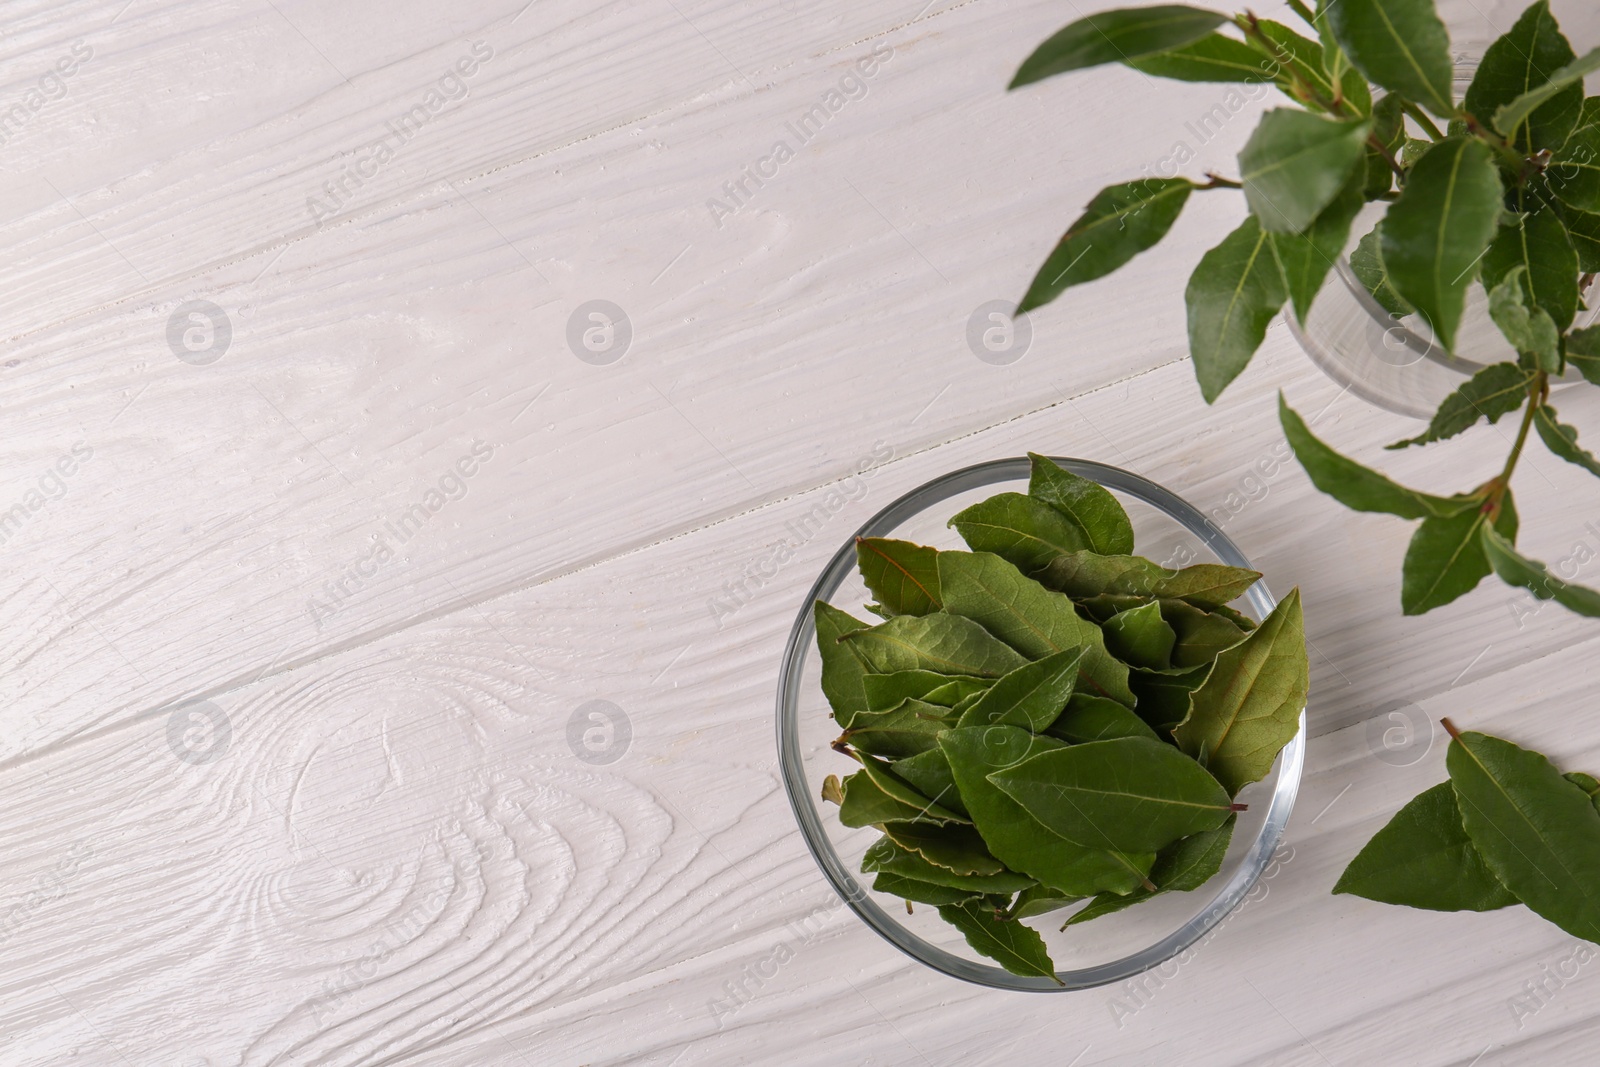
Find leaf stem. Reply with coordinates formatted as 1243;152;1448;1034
1198;172;1243;190
1487;376;1546;515
1441;717;1461;741
1401;102;1445;141
1460;111;1535;179
1236;12;1346;117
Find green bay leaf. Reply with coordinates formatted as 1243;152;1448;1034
1482;522;1600;617
1382;138;1504;354
1533;406;1600;480
1102;600;1177;671
1271;162;1367;322
990;736;1237;853
1280;395;1477;519
1401;494;1518;615
1026;453;1135;556
1018;179;1195;312
1449;729;1600;943
1481;206;1580;332
1550;99;1600;212
938;550;1135;706
856;537;942;616
862;836;1032;893
1171;587;1307;796
937;899;1060;983
871;872;986;907
1011;5;1229;88
814;601;877;728
956;646;1083;731
863;670;990;712
1065;815;1235;928
1349;222;1414;316
1044;692;1162;744
1494;46;1600;137
1239;109;1370;233
839;610;1028;679
840;699;951;758
1385;362;1533;450
1325;0;1454;117
1033;550;1260;608
948;491;1090;573
1187;214;1289;403
1464;1;1583;154
940;726;1155;897
1333;781;1518;912
1126;33;1276;83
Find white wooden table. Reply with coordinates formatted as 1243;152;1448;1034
3;0;1598;1062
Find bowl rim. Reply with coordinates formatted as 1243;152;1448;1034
773;455;1306;991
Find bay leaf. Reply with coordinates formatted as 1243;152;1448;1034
940;726;1155;896
1239;109;1370;233
1385;362;1533;450
1333;782;1518;911
1018;178;1196;312
864;670;990;712
1533;406;1600;480
1187;214;1289;403
1102;600;1176;671
1271;161;1367;322
1449;728;1600;943
991;736;1238;853
1045;693;1162;744
1064;815;1236;927
1481;207;1580;332
1032;550;1260;608
948;491;1090;574
893;746;969;817
839;611;1028;679
1325;0;1454;117
956;647;1083;731
937;899;1061;984
1007;883;1083;920
1464;0;1583;154
1130;661;1212;732
856;537;942;616
814;600;878;728
1481;522;1600;617
1172;588;1307;796
938;550;1135;706
1484;267;1561;371
1401;493;1518;615
1349;222;1413;316
1027;453;1135;556
841;699;952;759
871;872;988;907
1126;33;1275;83
862;836;1034;894
881;821;1008;876
1011;5;1228;87
1382;138;1504;354
838;767;965;828
1494;47;1600;138
1280;395;1479;519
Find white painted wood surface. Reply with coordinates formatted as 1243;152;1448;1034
3;0;1598;1063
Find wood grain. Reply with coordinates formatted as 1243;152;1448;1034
3;0;1600;1063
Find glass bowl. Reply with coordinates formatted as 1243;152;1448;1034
1285;48;1600;419
774;456;1306;991
1285;201;1595;419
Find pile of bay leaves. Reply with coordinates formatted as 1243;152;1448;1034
814;455;1308;980
1337;722;1600;943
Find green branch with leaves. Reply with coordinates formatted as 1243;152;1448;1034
1012;0;1600;617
